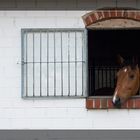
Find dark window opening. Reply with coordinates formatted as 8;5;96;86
88;29;140;96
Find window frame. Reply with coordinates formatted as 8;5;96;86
21;28;88;99
86;28;140;109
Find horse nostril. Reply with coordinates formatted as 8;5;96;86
115;97;120;103
112;97;121;108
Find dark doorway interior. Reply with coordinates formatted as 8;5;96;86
88;29;140;96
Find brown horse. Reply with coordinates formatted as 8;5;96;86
112;55;140;108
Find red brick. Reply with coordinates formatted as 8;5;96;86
92;99;95;108
110;10;116;17
123;11;128;18
90;13;97;23
136;12;140;20
103;11;110;18
121;102;127;109
127;99;134;109
97;11;104;20
85;16;92;26
86;99;93;109
101;99;107;109
86;98;140;110
95;99;101;109
107;99;114;109
135;99;140;109
117;10;125;17
126;11;136;19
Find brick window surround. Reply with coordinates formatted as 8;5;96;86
82;10;140;27
82;9;140;109
86;98;140;109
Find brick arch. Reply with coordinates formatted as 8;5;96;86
82;10;140;27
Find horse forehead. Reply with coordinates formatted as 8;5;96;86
120;66;133;74
117;68;129;84
119;68;128;77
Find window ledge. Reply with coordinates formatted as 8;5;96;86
86;97;140;109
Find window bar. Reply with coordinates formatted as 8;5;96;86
109;67;112;88
47;31;49;96
81;32;84;96
89;68;91;95
25;32;28;97
90;68;95;93
68;32;70;96
97;67;100;89
112;67;113;87
61;32;63;96
25;61;84;64
113;67;117;87
75;32;77;96
91;68;93;95
101;68;103;88
94;67;97;92
113;68;115;86
54;32;56;96
33;33;35;97
40;31;42;96
112;67;115;87
94;67;96;91
21;31;25;97
106;67;108;87
90;68;92;95
93;68;95;94
91;68;93;94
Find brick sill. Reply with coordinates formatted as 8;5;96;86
86;96;140;109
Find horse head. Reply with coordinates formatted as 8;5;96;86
112;55;140;108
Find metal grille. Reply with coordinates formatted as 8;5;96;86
89;66;119;96
21;29;87;98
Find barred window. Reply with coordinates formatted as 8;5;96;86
21;29;87;98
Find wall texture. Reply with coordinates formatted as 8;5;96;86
0;0;140;129
0;10;140;129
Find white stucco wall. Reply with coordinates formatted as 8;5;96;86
0;11;140;129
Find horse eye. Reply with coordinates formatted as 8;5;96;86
129;74;134;79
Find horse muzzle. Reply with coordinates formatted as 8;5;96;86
112;97;121;108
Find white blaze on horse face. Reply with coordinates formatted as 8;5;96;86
113;91;118;103
124;68;127;72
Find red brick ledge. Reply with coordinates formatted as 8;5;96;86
86;97;140;109
82;10;140;27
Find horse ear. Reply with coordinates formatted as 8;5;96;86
132;56;139;65
117;54;124;65
131;56;139;69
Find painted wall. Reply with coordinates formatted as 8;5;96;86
0;10;140;129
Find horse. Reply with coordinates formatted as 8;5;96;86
112;55;140;108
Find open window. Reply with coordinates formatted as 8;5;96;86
88;29;140;97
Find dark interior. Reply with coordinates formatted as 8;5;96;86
88;29;140;96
